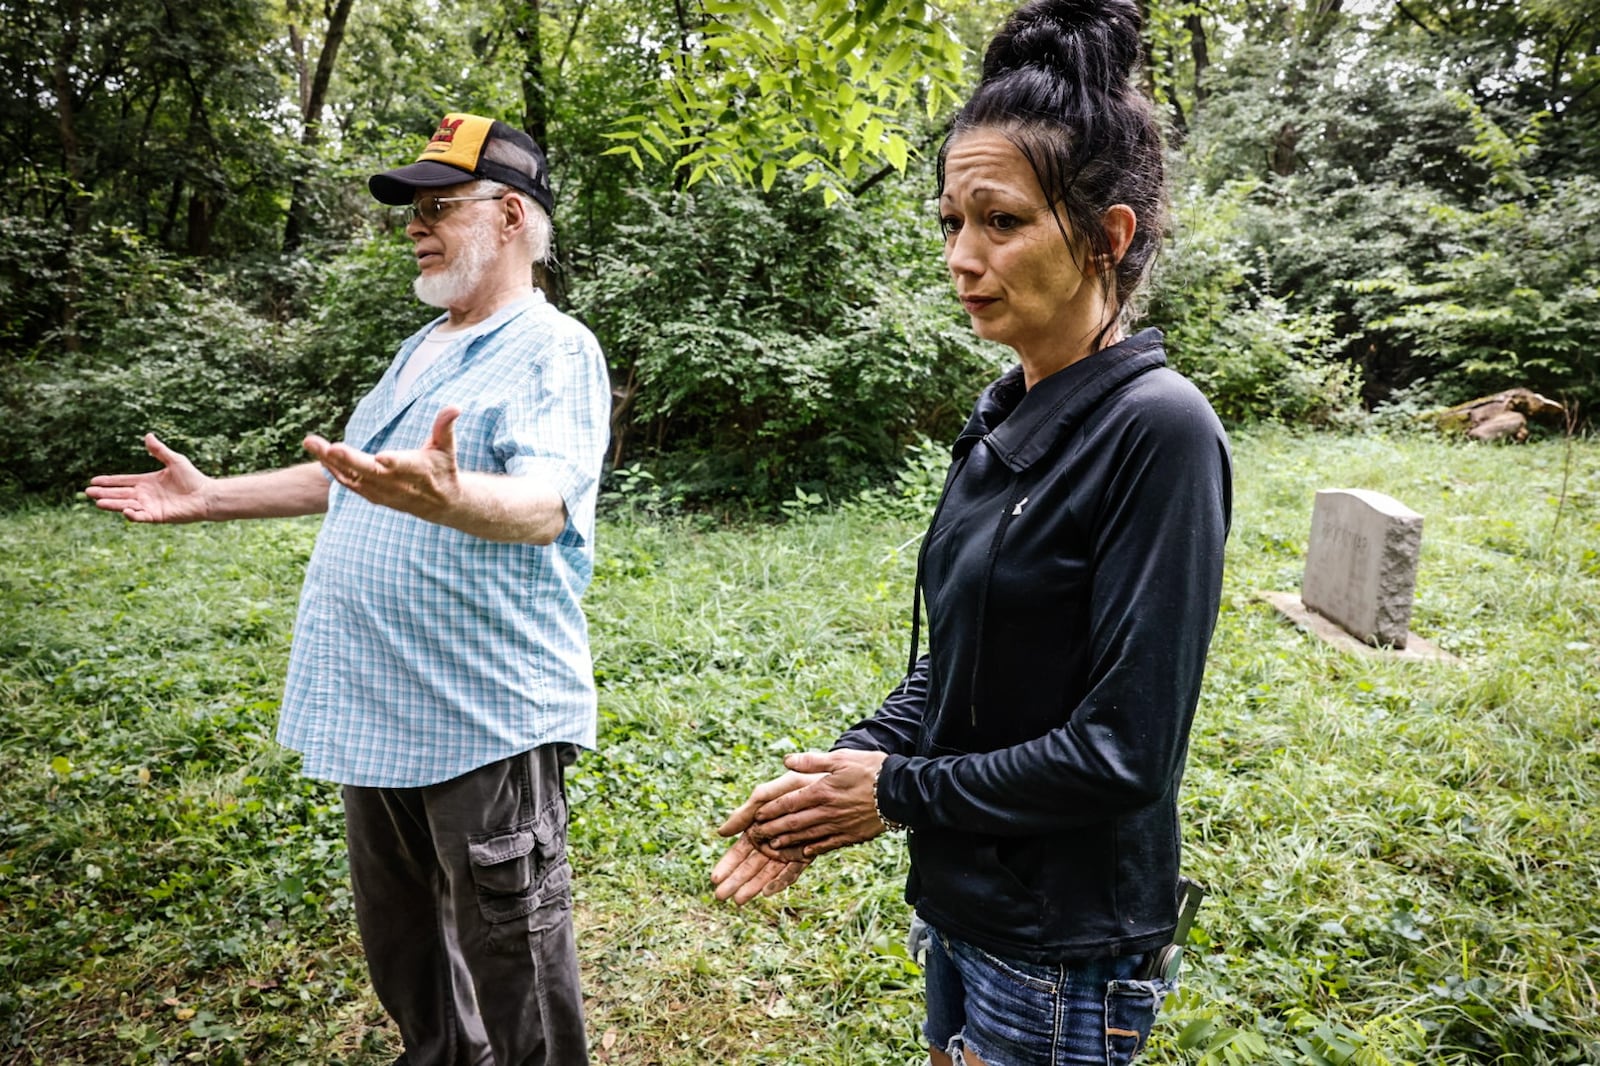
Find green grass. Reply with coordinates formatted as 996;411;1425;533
2;427;1598;1064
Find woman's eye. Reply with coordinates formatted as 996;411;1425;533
990;213;1019;231
939;216;962;237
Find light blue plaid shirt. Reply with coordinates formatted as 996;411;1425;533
277;292;610;787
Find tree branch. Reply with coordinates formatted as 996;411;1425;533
1393;1;1438;38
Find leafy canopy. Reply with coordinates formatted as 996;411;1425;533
603;0;967;204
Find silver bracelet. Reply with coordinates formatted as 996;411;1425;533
873;765;908;833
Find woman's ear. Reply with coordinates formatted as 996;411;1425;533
1096;204;1137;274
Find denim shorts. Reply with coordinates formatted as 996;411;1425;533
921;922;1176;1066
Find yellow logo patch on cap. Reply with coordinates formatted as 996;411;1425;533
417;112;493;171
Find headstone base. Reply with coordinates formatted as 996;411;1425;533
1259;591;1459;664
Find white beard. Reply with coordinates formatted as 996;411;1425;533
413;214;499;309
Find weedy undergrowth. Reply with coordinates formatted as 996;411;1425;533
2;428;1597;1063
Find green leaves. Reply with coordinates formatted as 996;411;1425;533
6;429;1600;1060
610;1;967;202
566;177;997;504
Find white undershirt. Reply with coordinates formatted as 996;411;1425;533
396;319;488;394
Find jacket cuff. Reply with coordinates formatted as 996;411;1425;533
874;753;912;828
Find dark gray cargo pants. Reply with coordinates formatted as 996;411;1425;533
343;745;587;1066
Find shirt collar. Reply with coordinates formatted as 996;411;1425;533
958;328;1168;472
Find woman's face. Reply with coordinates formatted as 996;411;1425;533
939;129;1103;379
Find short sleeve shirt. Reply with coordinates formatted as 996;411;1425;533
277;292;612;787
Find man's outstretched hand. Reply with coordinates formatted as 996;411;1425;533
303;406;462;523
710;833;812;905
85;435;212;523
744;750;890;859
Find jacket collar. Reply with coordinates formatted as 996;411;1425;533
956;328;1167;472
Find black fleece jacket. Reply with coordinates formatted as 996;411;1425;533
836;329;1231;963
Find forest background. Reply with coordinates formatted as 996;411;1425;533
4;2;1600;1064
3;0;1598;504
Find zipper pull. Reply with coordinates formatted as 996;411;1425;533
1011;496;1029;516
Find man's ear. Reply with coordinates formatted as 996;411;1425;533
501;193;528;241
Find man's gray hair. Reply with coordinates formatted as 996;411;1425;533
480;137;553;264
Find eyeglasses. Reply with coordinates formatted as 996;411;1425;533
401;194;507;226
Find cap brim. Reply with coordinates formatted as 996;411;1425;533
368;160;478;205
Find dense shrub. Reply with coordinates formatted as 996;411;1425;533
567;176;1000;503
1150;181;1362;426
1350;175;1600;410
286;230;429;441
1;225;302;492
0;225;420;495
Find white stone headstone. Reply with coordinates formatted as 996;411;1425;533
1301;489;1423;649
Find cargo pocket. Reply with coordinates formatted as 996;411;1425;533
1104;975;1176;1065
467;823;541;954
468;797;572;954
529;798;572;933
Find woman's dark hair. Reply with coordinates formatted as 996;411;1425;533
937;0;1166;339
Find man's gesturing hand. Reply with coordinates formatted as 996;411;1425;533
304;406;462;522
710;833;812;905
85;435;213;523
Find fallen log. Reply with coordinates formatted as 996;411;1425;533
1421;388;1566;443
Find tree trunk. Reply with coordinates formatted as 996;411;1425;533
1186;10;1209;104
508;0;547;148
1164;43;1187;134
1135;0;1157;103
186;190;214;258
1305;0;1344;46
51;0;88;351
1270;122;1299;177
283;0;357;252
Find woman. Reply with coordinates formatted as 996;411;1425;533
712;1;1231;1063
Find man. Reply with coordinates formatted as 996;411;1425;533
86;113;610;1066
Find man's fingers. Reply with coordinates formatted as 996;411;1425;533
750;770;823;805
311;442;382;487
732;857;795;906
713;843;770;902
86;487;134;505
87;493;133;514
143;433;182;466
429;406;462;454
712;832;812;905
749;779;834;826
732;871;774;906
718;801;761;838
711;836;754;883
754;840;811;862
760;862;807;896
324;443;372;473
798;834;855;858
750;805;828;843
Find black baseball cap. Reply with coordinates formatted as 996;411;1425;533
369;112;554;215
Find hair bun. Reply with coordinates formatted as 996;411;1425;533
981;0;1143;92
